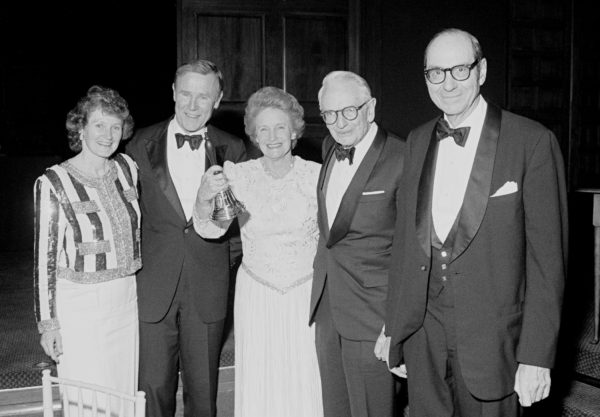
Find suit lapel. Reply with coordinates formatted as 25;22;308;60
415;127;439;258
451;103;501;261
146;122;187;223
317;140;336;242
326;128;386;248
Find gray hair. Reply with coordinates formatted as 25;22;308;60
244;86;305;148
317;71;372;105
174;59;224;92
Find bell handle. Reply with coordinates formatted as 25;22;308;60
204;136;218;167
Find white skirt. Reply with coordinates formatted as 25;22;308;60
56;275;138;416
234;267;323;417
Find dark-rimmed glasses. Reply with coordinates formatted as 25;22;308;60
424;59;480;84
320;99;371;125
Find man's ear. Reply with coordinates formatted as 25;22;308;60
478;58;487;86
368;98;377;123
213;90;224;110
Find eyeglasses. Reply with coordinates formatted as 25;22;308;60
320;99;371;125
424;59;480;84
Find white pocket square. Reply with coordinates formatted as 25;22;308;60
490;181;518;197
362;190;385;195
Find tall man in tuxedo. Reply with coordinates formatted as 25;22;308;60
126;60;246;417
382;29;568;416
309;71;404;417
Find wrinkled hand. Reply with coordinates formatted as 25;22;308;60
514;364;551;407
374;325;391;364
40;330;63;363
197;165;229;202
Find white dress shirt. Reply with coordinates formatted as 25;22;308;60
326;122;378;230
432;97;488;242
167;120;207;220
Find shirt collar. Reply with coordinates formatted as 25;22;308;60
170;118;208;137
444;96;487;130
354;122;378;153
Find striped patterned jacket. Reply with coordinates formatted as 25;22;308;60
33;153;142;333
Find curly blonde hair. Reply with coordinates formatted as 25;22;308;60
65;85;134;152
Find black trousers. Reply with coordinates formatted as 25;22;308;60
404;277;520;417
314;285;395;417
138;272;225;417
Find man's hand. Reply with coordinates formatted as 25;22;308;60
514;364;551;407
374;325;391;364
374;326;407;378
40;330;63;363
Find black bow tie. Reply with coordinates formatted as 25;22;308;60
435;119;470;147
334;143;355;165
175;133;204;151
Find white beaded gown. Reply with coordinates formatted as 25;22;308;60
195;156;323;417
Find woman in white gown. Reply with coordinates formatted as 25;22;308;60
193;86;323;417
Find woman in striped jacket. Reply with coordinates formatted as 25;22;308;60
33;85;141;412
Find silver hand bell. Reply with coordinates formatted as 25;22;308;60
205;136;246;221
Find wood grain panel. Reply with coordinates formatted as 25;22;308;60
283;15;348;102
194;14;264;101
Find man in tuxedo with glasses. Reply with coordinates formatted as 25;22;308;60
309;70;405;417
380;28;568;417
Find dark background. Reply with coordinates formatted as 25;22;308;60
0;2;598;414
0;0;511;253
0;0;177;158
0;0;511;159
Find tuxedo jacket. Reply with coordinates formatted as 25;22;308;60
126;119;246;323
309;127;405;341
385;103;568;400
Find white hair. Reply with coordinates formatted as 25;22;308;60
317;71;372;104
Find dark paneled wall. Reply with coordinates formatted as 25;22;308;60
569;1;600;190
379;0;508;138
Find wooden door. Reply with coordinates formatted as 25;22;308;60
177;0;378;161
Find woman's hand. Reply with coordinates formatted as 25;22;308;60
194;165;229;220
197;165;229;203
40;330;63;363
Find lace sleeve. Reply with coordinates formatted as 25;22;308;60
223;160;247;201
192;200;232;238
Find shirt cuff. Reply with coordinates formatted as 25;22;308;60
37;318;60;334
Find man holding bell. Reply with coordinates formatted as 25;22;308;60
126;59;247;417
